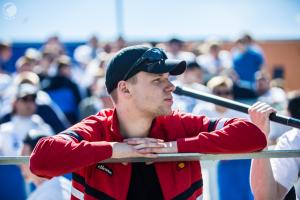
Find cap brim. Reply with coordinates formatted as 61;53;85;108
147;59;186;76
17;84;38;98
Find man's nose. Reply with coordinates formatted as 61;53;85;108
166;81;175;92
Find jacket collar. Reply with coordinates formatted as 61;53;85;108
109;108;124;141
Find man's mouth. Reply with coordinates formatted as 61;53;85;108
164;97;173;104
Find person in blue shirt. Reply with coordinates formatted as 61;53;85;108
232;36;264;88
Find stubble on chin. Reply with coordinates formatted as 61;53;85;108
155;106;172;117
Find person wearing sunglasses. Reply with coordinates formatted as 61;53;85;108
30;45;274;200
193;76;253;200
0;83;52;156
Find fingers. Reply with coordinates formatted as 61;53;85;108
124;138;168;155
249;102;276;115
123;138;177;160
124;138;164;145
133;142;166;155
133;142;165;150
248;102;276;136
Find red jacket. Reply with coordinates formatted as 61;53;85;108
30;109;267;200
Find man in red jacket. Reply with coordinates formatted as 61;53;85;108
30;45;274;200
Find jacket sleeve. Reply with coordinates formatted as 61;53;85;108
176;115;267;153
29;116;112;178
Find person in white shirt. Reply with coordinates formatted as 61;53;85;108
166;38;196;63
172;61;210;113
251;92;300;200
196;40;232;77
0;83;52;156
20;130;71;200
193;76;252;200
254;71;291;144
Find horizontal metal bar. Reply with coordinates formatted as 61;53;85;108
1;150;300;165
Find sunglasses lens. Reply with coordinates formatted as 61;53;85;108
215;91;232;96
143;48;166;63
20;95;36;102
123;48;167;80
149;49;164;61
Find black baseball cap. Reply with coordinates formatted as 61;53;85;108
105;45;186;93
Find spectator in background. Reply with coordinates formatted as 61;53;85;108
0;83;52;156
20;130;71;200
196;40;232;79
40;36;66;77
193;76;252;200
74;35;102;68
166;38;196;63
79;69;113;119
255;71;287;111
25;48;42;70
254;70;290;143
41;36;66;59
172;61;209;112
241;34;264;54
251;91;300;200
73;37;114;92
0;72;69;133
220;68;258;101
114;36;127;51
15;56;35;73
34;50;56;82
0;41;13;73
232;35;264;88
42;55;82;124
0;73;12;117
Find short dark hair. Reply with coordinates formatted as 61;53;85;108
186;62;202;70
168;38;183;46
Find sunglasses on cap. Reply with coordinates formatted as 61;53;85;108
122;48;167;81
19;95;37;102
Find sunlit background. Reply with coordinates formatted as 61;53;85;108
1;1;300;200
1;0;300;41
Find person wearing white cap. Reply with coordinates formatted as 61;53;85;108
0;83;53;156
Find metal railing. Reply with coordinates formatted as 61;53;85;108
1;150;300;165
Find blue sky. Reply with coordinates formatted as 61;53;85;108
1;0;300;42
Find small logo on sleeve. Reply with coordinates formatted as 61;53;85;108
96;164;113;176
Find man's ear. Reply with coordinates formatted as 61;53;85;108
117;81;131;97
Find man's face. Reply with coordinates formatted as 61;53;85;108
256;78;270;95
128;72;175;117
169;43;181;53
15;95;37;116
184;68;203;84
19;144;32;181
19;63;34;73
0;47;12;62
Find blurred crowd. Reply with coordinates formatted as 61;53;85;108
0;34;299;199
